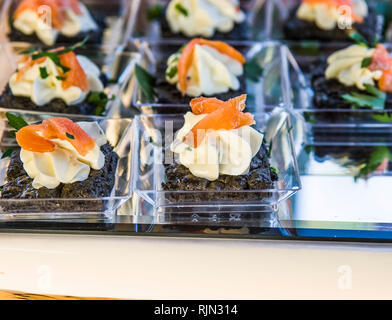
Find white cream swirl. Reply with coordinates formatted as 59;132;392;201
13;3;98;46
297;0;368;30
171;112;263;181
20;121;107;189
325;44;382;90
166;0;245;38
166;44;243;97
9;54;104;106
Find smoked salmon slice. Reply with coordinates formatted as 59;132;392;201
303;0;363;23
16;118;96;156
185;94;254;148
190;95;247;115
190;97;225;115
178;38;246;95
14;0;82;30
16;124;56;153
58;51;89;92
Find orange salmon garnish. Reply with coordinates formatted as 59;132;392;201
178;38;246;95
16;124;56;153
58;51;89;92
369;44;392;72
16;118;96;156
303;0;363;23
369;44;392;92
190;97;225;115
185;94;254;148
14;0;82;29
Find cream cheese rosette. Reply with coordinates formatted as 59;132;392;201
165;38;245;97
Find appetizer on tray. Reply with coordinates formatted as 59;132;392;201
1;115;118;202
312;144;392;180
283;0;383;43
136;38;247;106
0;42;113;116
311;42;392;119
142;0;249;40
162;94;278;202
7;0;106;46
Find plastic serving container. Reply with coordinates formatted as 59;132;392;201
130;110;301;218
0;42;139;119
132;40;292;113
0;112;133;220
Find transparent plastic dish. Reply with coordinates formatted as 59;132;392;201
255;0;385;42
0;112;133;220
132;40;292;113
0;0;133;51
131;111;301;217
0;42;139;119
283;43;392;130
129;0;265;41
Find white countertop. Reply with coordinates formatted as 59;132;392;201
0;233;391;299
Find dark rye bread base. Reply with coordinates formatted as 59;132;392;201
0;85;96;115
0;73;108;115
153;57;246;111
7;7;106;46
283;6;383;43
0;143;119;214
162;143;278;203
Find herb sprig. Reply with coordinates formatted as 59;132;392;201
342;84;386;110
87;91;114;116
135;64;157;102
20;37;89;74
244;57;264;82
175;3;188;16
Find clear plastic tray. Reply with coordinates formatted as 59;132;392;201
132;40;292;113
129;0;265;41
0;0;133;51
255;0;385;42
0;42;139;119
0;112;133;220
131;110;301;218
283;43;392;130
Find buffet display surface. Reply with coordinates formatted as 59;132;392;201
1;0;392;243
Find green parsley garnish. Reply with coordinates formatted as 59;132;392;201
1;148;13;159
270;166;278;176
349;32;369;47
147;4;164;21
135;64;157;102
39;67;49;79
6;112;29;131
66;132;75;140
166;65;178;79
56;76;66;81
244;57;264;82
372;113;392;123
342;84;386;110
174;3;188;16
87;91;114;116
32;51;70;74
356;146;392;180
361;57;372;68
